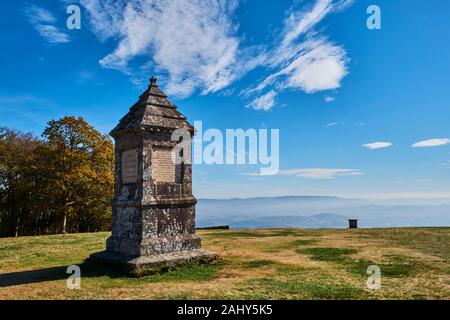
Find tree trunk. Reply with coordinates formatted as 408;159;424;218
61;213;67;234
15;216;20;237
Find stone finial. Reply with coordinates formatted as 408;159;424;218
150;75;158;86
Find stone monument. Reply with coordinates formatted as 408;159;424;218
90;76;217;276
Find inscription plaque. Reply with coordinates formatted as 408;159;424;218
122;149;138;184
153;148;175;183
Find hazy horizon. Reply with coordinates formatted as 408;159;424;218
197;196;450;229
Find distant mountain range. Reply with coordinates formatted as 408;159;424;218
196;196;450;229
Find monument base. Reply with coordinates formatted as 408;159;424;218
89;249;219;277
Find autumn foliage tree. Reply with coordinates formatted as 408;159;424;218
0;117;114;237
0;128;43;236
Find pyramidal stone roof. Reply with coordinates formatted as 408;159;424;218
110;76;194;137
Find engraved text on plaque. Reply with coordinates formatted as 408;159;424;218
122;149;138;184
152;148;175;183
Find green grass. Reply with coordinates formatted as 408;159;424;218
296;247;419;278
0;232;107;271
377;255;418;277
148;261;224;282
357;228;450;262
344;259;376;276
241;259;276;269
290;239;318;246
296;247;358;262
261;237;319;253
79;258;225;284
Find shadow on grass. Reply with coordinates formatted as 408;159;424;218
0;266;68;287
0;260;132;287
0;258;225;288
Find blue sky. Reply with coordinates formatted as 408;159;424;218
1;0;449;199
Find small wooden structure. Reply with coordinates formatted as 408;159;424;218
348;219;358;229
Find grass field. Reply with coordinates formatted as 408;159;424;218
0;228;449;300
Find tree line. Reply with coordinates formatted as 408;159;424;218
0;116;114;237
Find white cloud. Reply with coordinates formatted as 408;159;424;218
362;142;393;150
74;70;103;86
278;168;363;179
280;0;334;49
242;0;351;109
277;38;348;93
412;138;450;148
326;121;339;127
24;4;70;44
246;90;277;111
79;0;261;98
0;94;50;105
75;0;352;102
325;96;335;102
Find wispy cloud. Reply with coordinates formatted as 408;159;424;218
363;142;393;150
79;0;263;98
246;90;277;111
243;0;351;110
74;70;103;86
0;94;50;106
412;138;450;148
24;4;70;44
326;121;340;127
440;160;450;169
280;0;335;49
0;93;60;130
76;0;352;102
325;96;335;102
278;168;363;179
417;179;432;183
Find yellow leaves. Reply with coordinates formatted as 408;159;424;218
0;117;114;236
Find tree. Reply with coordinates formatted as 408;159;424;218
0;128;42;236
39;117;114;234
0;117;115;237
